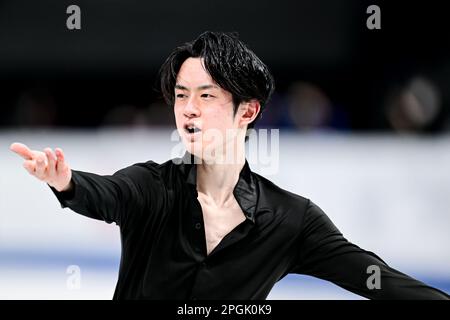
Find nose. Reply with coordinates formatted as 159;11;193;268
183;97;200;118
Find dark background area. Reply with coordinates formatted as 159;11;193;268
0;0;449;132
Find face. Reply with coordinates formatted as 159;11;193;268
174;57;257;162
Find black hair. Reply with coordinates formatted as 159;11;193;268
159;31;275;130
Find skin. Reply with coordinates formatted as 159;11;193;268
10;142;72;192
175;57;260;254
10;56;261;255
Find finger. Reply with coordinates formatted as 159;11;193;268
34;153;47;179
55;148;66;173
10;142;34;160
23;160;36;175
44;147;56;177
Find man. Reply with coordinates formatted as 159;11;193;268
10;31;449;300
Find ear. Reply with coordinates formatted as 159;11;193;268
238;99;261;128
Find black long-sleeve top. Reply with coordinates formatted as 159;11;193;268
49;153;449;300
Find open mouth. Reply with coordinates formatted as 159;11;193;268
185;124;201;134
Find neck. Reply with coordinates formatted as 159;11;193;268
196;142;246;207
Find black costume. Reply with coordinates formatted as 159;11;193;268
50;153;449;300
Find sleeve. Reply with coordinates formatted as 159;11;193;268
290;200;450;300
48;163;162;229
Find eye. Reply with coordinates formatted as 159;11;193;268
176;93;187;99
201;93;214;98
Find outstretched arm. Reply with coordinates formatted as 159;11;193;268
290;200;449;300
9;142;150;228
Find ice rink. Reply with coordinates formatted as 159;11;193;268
1;129;449;299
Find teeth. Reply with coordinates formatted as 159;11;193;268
185;124;200;133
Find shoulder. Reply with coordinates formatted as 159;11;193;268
113;160;162;180
113;158;185;185
253;172;334;234
252;172;312;228
253;172;310;212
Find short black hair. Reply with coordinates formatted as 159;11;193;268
159;31;275;130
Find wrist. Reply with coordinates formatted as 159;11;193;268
58;180;73;193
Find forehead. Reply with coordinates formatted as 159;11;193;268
176;57;215;87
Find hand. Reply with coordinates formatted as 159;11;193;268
9;142;73;192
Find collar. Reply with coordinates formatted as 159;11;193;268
176;152;258;223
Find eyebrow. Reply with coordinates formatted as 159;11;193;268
175;84;219;91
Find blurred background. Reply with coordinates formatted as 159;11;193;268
1;0;449;299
